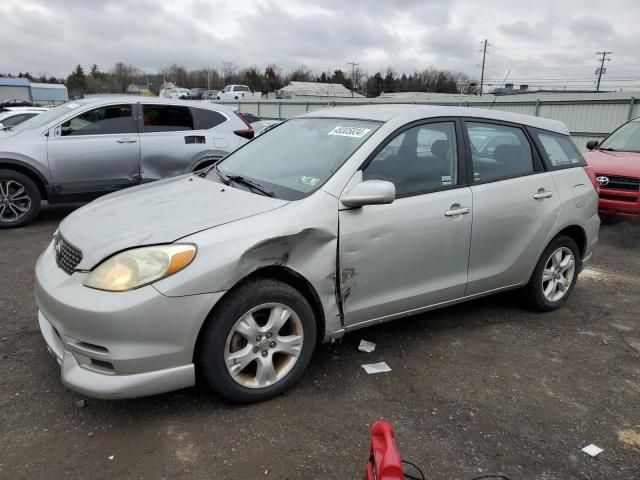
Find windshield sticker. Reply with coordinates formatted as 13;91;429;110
441;175;452;185
66;103;81;109
298;176;320;186
328;126;372;138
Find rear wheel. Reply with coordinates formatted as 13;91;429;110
197;279;316;403
525;235;581;311
0;169;41;229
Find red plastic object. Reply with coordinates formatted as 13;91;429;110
365;420;404;480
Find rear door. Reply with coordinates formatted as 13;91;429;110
463;119;561;295
47;103;140;200
138;104;227;181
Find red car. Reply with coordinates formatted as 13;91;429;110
584;117;640;219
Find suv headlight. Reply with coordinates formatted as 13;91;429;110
83;244;196;292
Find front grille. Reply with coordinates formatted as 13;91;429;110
597;174;640;191
54;235;83;274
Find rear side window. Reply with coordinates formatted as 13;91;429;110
191;108;227;130
3;113;36;126
465;122;534;183
61;104;135;136
143;105;193;132
534;131;586;168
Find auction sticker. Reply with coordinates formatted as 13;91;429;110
328;126;372;138
66;103;81;109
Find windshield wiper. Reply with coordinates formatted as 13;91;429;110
206;164;230;185
599;147;617;151
226;174;274;197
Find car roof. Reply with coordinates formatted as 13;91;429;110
300;104;569;135
4;107;49;112
63;96;234;111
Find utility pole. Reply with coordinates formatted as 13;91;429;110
595;50;612;92
207;67;211;91
347;61;359;97
479;39;488;96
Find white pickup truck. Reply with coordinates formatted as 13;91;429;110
216;85;261;101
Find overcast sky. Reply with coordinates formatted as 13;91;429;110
2;0;640;89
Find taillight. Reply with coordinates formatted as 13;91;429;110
583;165;599;193
234;112;255;139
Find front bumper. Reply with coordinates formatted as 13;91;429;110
598;188;640;217
35;241;224;399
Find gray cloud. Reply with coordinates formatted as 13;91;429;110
1;0;639;92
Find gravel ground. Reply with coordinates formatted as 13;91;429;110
1;204;639;480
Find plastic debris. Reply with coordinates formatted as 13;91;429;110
108;455;114;460
76;399;87;408
362;362;391;374
581;444;603;457
358;340;376;353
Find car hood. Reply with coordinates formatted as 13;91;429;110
59;175;289;270
584;150;640;177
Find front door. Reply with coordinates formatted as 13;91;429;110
339;120;473;327
47;103;140;200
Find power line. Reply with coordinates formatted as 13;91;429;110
595;50;613;92
347;61;359;97
479;39;488;96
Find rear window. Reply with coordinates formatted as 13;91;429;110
191;108;227;130
143;105;193;132
531;129;586;169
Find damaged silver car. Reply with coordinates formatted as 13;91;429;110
35;105;599;402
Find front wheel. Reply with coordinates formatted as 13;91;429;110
0;169;41;229
525;235;581;311
197;279;317;403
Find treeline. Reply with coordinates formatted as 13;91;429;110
4;62;478;97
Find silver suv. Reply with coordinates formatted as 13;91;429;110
35;105;600;403
0;96;252;228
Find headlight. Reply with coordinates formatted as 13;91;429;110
83;244;196;292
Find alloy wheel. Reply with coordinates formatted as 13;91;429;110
224;302;304;389
0;180;31;223
541;247;576;302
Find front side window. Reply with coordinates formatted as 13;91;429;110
536;132;584;168
61;104;134;136
3;113;37;126
212;118;380;199
599;120;640;152
364;122;458;196
466;122;534;182
143;105;193;132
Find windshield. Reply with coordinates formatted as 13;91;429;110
599;120;640;152
12;101;87;132
210;118;380;200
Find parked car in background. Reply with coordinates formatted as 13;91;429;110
216;85;261;101
188;88;207;100
0;98;33;109
169;88;191;99
201;90;219;100
0;107;48;129
0;97;254;227
584;117;640;219
34;105;598;402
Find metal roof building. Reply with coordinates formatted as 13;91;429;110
0;77;31;102
277;81;364;99
31;82;68;105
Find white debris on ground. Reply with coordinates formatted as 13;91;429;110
581;444;603;457
361;362;391;374
358;340;376;353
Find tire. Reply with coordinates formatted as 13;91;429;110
0;169;41;229
525;235;582;311
197;278;317;403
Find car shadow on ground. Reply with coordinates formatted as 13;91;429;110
599;218;640;249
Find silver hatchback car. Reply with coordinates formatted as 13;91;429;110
35;105;600;402
0;97;251;228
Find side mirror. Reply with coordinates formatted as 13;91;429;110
586;140;599;150
341;180;395;208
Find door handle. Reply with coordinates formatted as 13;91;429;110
117;138;137;144
444;207;471;217
533;190;553;200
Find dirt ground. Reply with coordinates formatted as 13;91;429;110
1;204;639;480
